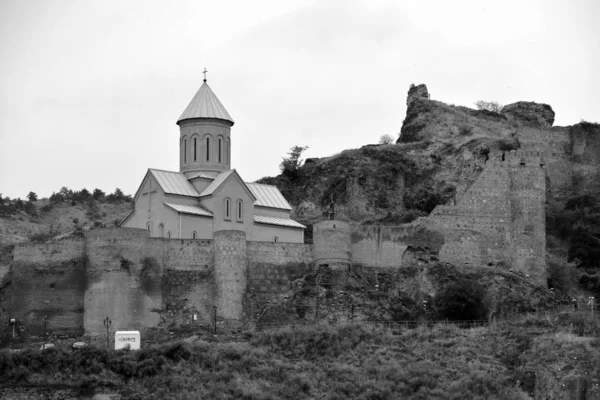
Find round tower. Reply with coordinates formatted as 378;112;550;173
177;74;234;178
213;230;247;324
313;220;352;289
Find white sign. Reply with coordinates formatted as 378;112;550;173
114;331;141;350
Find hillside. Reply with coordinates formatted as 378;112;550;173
258;84;600;297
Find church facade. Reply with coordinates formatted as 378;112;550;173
120;77;305;243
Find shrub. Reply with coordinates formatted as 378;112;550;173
280;145;309;179
475;100;503;113
546;261;577;293
403;185;455;214
498;138;520;152
379;134;395;144
459;126;473;136
433;278;487;320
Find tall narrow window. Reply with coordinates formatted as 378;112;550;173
184;140;187;163
194;138;197;161
167;231;171;239
218;138;222;163
206;137;210;161
236;199;243;221
224;198;231;220
192;231;197;239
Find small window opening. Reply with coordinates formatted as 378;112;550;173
184;140;187;163
274;236;278;243
206;137;210;161
225;198;231;220
167;231;171;239
192;231;197;239
237;199;243;220
218;138;222;163
194;138;197;161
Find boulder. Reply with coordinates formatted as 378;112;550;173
501;101;555;127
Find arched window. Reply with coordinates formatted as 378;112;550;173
167;231;171;239
159;223;164;237
194;138;197;161
206;137;210;162
236;199;243;221
226;138;230;166
218;138;222;163
224;198;231;220
192;231;197;239
184;139;187;163
147;223;151;236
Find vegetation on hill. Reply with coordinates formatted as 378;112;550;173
1;317;598;399
0;187;133;248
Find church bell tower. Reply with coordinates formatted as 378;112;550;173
177;70;234;178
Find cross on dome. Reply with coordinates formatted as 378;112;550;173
203;67;208;82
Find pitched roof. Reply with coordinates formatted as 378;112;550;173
254;215;305;229
150;169;200;197
247;183;292;210
164;202;213;217
199;170;235;197
177;81;234;125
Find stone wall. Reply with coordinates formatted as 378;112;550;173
426;151;546;284
246;242;312;294
351;225;444;268
5;238;86;336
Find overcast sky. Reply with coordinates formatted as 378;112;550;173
1;0;598;199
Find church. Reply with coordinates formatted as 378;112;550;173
120;74;305;243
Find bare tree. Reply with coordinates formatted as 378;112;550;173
379;134;395;145
474;100;503;113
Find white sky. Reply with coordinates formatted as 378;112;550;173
1;0;598;199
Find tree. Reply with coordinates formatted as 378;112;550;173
92;188;106;200
59;186;73;198
379;134;395;145
474;100;503;113
280;145;308;179
27;191;38;202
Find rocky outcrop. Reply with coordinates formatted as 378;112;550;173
501;101;555;128
407;83;429;106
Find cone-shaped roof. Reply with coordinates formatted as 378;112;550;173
177;80;234;125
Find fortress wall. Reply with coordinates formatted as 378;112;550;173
5;262;86;335
246;241;312;296
351;225;444;268
162;239;215;325
84;228;163;333
509;165;547;285
214;230;247;321
13;238;86;265
6;239;87;336
571;124;600;165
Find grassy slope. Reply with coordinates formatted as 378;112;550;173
0;199;132;247
1;318;598;400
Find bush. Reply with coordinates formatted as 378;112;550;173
280;145;309;179
379;134;395;144
459;126;473;136
403;185;455;214
475;100;503;113
433;278;487;321
546;261;577;293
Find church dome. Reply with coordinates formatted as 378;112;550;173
177;80;234;126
